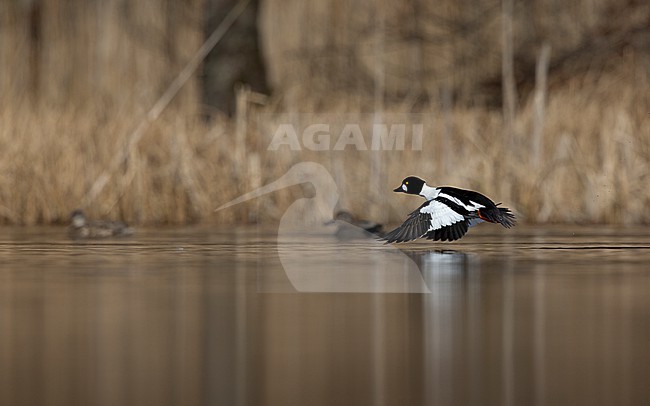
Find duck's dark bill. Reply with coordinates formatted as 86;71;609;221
393;186;404;192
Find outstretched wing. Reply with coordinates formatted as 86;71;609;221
384;200;467;243
383;203;431;243
425;221;469;241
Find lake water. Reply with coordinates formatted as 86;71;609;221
0;225;648;406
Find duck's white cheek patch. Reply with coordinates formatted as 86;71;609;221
402;184;407;191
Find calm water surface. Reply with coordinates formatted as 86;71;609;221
0;226;648;406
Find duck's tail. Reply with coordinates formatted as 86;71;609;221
477;206;516;228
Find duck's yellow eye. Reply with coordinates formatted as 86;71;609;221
405;181;409;185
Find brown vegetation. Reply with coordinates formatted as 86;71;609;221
0;0;648;225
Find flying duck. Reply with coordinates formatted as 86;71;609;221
384;176;516;243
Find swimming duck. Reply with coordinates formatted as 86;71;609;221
330;210;384;239
384;176;516;243
68;209;134;239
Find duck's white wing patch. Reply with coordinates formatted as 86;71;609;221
420;200;466;231
384;200;469;243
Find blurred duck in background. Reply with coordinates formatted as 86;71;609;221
329;210;384;239
68;209;134;239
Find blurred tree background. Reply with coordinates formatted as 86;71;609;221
0;0;648;225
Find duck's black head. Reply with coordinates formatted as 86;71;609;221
393;176;425;195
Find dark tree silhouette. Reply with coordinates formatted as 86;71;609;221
202;0;269;116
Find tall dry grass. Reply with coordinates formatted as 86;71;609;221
225;56;649;226
0;60;648;226
0;0;648;225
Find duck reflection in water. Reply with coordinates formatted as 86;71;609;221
400;249;475;287
68;209;134;239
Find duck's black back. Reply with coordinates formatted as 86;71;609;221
437;187;497;209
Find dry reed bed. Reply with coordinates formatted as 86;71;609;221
1;58;647;226
1;0;647;225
